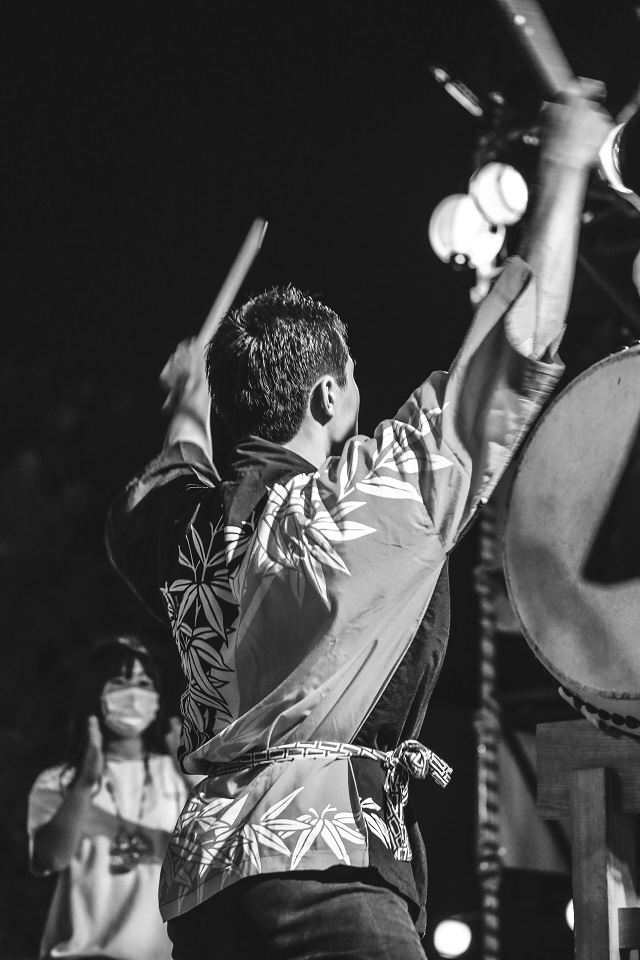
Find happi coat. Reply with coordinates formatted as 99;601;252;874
107;256;563;923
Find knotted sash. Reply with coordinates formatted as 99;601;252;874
209;738;452;861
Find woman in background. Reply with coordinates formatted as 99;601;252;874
28;636;189;960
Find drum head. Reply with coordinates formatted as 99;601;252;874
504;346;640;728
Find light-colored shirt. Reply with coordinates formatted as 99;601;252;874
28;755;188;958
107;256;564;922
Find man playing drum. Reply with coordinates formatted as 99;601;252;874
107;86;610;959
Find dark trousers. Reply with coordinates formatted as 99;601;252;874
168;868;426;960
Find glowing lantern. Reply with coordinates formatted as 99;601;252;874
468;162;529;226
429;193;506;268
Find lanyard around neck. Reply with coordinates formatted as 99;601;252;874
104;754;152;823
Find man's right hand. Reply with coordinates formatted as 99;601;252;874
540;78;613;171
161;338;213;455
160;338;209;416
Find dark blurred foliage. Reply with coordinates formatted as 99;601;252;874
0;358;184;957
3;0;639;956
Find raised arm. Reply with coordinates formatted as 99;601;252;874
316;86;613;555
516;81;612;359
106;338;219;622
421;83;613;545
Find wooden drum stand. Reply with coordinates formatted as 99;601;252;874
537;720;640;959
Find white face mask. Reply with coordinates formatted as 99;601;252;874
101;687;160;738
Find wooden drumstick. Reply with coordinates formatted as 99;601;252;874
490;2;640;215
490;0;575;98
161;218;268;411
196;217;268;350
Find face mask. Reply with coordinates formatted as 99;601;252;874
101;687;160;738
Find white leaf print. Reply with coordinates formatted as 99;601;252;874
265;818;311;835
314;519;377;541
241;825;262;871
425;454;453;471
251;824;292;857
302;527;351;574
189;682;231;715
192;796;236;821
363;812;391;846
393;450;422;472
220;794;249;825
331;814;367;844
176;584;198;625
183;645;224;698
190;526;208;564
262;788;305;822
359;798;392;848
162;785;371;906
338;459;351;500
355;476;423;501
291;819;324;869
169;578;194;593
336;439;362;500
320;818;351;863
198;582;225;634
190;636;232;673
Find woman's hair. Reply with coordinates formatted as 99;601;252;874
63;635;170;784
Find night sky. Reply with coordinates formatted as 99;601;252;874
4;2;640;956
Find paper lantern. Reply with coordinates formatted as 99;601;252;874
429;193;506;268
468;162;528;226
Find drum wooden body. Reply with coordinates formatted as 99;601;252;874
504;346;640;734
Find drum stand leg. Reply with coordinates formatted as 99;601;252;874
537;721;640;960
569;767;638;960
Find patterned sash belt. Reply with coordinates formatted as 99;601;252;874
209;739;452;862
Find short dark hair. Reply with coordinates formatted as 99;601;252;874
206;286;349;443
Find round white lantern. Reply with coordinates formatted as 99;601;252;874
468;162;529;226
429;193;506;268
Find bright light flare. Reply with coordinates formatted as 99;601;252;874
566;899;574;931
599;123;632;194
433;918;473;958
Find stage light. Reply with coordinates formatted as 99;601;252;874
599;106;640;196
433;918;473;958
429;194;506;269
468;163;528;226
599;124;632;194
429;65;484;118
565;899;574;931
